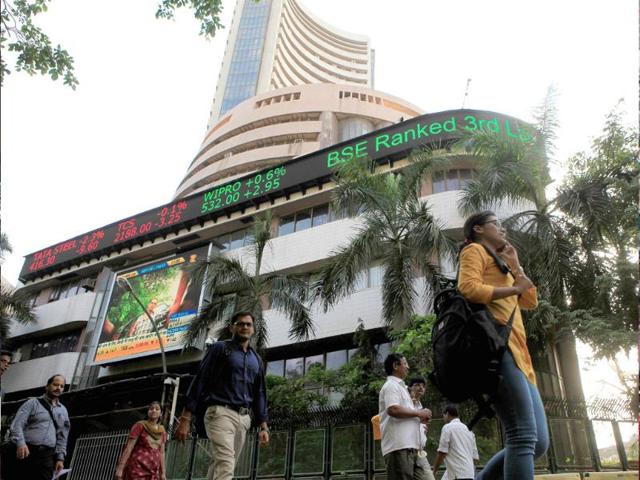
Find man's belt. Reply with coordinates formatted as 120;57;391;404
214;404;251;415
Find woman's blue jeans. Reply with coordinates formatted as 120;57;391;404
476;351;549;480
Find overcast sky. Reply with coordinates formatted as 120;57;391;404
1;0;636;284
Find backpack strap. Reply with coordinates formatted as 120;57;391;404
37;398;59;431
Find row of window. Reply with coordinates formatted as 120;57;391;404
266;342;391;378
29;331;81;360
432;168;474;193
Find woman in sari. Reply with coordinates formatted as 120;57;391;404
115;401;167;480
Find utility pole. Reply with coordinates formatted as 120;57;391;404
461;78;472;109
117;278;168;375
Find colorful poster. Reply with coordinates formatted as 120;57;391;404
93;246;207;364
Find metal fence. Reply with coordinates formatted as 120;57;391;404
68;420;638;479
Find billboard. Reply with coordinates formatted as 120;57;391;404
93;246;208;364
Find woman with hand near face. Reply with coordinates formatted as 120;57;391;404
114;401;167;480
457;211;548;480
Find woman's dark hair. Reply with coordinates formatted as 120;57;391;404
46;374;65;387
443;404;459;417
384;353;405;375
462;210;496;245
408;377;426;388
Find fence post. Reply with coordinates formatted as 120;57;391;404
185;435;198;480
611;420;629;471
585;419;602;472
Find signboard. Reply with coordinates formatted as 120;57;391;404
20;109;532;281
93;246;207;364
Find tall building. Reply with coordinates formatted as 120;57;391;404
207;0;374;127
1;0;596;475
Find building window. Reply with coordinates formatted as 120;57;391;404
216;227;255;252
47;278;90;303
267;359;285;376
278;204;336;237
326;350;347;371
339;117;374;142
353;263;386;292
30;331;81;360
432;169;475;193
285;357;304;379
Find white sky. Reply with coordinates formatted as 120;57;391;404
1;0;637;401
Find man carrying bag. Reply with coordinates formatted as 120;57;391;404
1;374;70;480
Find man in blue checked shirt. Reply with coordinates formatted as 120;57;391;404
3;374;70;480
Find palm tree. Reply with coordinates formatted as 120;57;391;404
185;212;314;350
0;234;36;344
316;153;455;330
457;99;637;358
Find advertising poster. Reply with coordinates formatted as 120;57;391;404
93;246;207;364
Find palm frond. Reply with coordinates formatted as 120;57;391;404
381;246;417;329
183;294;235;347
317;226;382;309
0;233;12;259
249;211;272;277
268;275;314;341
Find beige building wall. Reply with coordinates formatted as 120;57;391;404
177;83;423;198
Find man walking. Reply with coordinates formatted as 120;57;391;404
432;405;478;480
379;353;432;480
175;312;269;480
3;374;71;480
408;377;436;480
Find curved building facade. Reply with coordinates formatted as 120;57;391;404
207;0;374;127
177;83;422;198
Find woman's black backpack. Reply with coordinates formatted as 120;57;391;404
428;247;517;429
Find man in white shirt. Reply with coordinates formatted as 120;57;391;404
433;405;479;480
408;378;436;480
379;353;432;480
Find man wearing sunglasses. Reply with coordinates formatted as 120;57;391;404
176;311;269;480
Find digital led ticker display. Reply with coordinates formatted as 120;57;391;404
20;109;532;281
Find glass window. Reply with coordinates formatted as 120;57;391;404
375;342;392;366
326;350;347;371
446;169;461;190
285;357;303;379
242;230;254;247
266;359;284;376
229;230;245;250
292;429;325;474
295;209;312;232
257;430;288;476
353;271;367;291
304;354;324;373
369;264;385;288
312;204;329;227
459;169;473;188
347;348;359;361
278;215;295;236
332;425;365;472
432;171;446;193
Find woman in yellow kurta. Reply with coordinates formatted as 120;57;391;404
457;211;548;480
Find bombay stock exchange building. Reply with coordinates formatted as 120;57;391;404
1;0;596;476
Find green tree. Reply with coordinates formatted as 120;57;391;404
458;99;638;359
1;0;225;87
185;212;313;350
0;234;36;343
555;102;638;358
316;154;455;330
